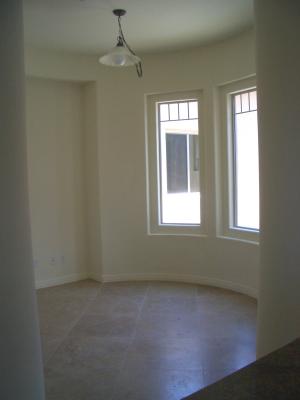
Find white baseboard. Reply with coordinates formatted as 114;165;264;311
35;273;89;289
88;271;102;283
101;273;258;298
35;271;258;298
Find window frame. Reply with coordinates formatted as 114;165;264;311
218;77;259;242
146;90;207;236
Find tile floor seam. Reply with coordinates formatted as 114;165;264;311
110;282;151;400
44;284;103;367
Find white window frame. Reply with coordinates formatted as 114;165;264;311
217;77;259;243
146;90;207;236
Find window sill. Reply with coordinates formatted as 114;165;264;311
148;232;208;238
148;224;207;237
217;231;259;245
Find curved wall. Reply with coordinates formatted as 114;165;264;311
97;29;259;297
25;29;259;297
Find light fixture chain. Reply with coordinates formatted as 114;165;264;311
117;15;143;77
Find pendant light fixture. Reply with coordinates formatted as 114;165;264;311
99;9;143;78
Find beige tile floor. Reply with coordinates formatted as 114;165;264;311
37;280;257;400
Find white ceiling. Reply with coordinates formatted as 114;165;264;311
23;0;254;56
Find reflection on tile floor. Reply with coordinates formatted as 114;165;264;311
37;280;257;400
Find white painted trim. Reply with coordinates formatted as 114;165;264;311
146;90;208;237
101;273;258;298
35;273;89;289
216;76;260;243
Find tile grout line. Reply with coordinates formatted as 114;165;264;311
110;282;151;400
110;282;205;400
43;283;103;367
40;281;257;400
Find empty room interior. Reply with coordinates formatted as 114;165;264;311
1;1;300;400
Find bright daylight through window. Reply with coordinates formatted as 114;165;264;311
231;89;259;231
158;100;200;225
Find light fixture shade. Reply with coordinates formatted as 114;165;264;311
99;44;141;67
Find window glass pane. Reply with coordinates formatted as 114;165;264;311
166;134;188;193
160;103;169;121
189;135;200;192
234;94;241;113
179;102;189;119
234;104;259;230
169;103;179;120
159;106;200;225
188;101;198;118
249;91;257;111
241;92;250;112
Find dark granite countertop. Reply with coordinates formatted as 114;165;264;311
183;338;300;400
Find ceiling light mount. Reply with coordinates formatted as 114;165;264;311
99;9;143;78
113;9;126;18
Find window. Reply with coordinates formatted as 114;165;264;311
158;100;200;225
146;91;206;235
232;90;259;230
218;77;259;241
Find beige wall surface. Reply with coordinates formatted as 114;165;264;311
255;0;300;355
25;29;259;296
0;2;45;398
26;78;88;287
82;82;102;280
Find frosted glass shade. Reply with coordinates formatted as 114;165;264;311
99;45;141;67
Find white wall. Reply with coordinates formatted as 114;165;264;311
0;2;44;398
25;46;98;82
97;29;259;296
26;78;88;287
25;29;259;297
255;0;300;356
82;82;102;281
